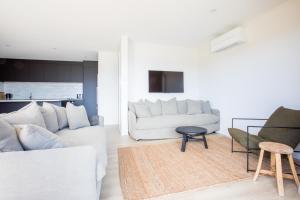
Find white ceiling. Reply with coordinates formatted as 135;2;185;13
0;0;285;61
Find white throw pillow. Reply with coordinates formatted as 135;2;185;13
1;102;46;128
134;104;151;118
128;99;143;113
202;101;212;114
161;98;178;115
51;104;69;129
0;119;23;152
17;124;66;150
187;100;203;115
66;103;90;130
145;100;162;116
177;100;187;114
41;102;59;133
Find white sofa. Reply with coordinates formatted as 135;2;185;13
0;103;107;200
128;99;220;140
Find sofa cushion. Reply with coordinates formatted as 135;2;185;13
51;104;69;130
202;101;212;114
0;119;23;152
258;106;300;148
145;100;162;116
1;102;46;128
135;114;219;130
17;124;66;151
187;100;203;115
161;98;178;115
177;100;187;114
41;102;59;133
66;103;90;130
128;99;143;113
56;126;107;182
134;104;151;118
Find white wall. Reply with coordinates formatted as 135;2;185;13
128;42;203;102
98;51;119;125
197;0;300;135
119;36;129;135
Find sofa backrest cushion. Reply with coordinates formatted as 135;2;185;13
161;98;178;115
41;102;59;133
66;103;90;130
134;104;152;118
51;104;69;130
0;119;24;152
17;124;66;150
177;100;187;114
128;99;143;113
0;102;46;128
202;101;212;114
258;106;300;148
145;100;162;116
187;100;203;115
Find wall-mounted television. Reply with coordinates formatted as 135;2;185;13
149;70;184;93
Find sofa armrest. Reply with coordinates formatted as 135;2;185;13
0;146;98;200
128;111;137;134
211;109;220;118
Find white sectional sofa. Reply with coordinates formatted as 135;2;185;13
0;102;107;200
128;98;220;140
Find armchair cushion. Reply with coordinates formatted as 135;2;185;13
258;107;300;148
228;128;265;149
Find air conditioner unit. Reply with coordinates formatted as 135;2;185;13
210;27;246;53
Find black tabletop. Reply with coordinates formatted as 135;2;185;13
176;126;207;135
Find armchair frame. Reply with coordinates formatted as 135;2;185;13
231;118;300;172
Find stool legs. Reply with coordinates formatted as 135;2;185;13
287;154;300;187
253;149;264;181
275;153;284;196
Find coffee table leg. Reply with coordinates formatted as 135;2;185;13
181;134;188;152
202;135;208;149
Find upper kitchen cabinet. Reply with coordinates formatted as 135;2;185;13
0;59;84;83
28;60;45;82
71;62;83;82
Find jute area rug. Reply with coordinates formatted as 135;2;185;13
118;135;262;200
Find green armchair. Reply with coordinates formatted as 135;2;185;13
229;106;300;171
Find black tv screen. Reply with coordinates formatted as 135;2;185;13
149;70;184;93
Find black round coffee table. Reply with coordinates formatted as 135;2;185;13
175;126;208;152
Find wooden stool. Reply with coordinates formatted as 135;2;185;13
253;142;299;196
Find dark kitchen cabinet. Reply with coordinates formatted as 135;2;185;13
29;60;45;82
71;63;83;82
13;60;30;82
0;58;85;83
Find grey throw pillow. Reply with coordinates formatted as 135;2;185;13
145;100;162;116
1;102;46;128
0;119;23;152
51;104;69;130
41;102;59;133
177;100;187;114
202;101;212;114
134;104;151;118
66;103;90;130
17;124;66;150
187;100;203;115
161;98;178;115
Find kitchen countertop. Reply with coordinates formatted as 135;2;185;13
0;99;82;103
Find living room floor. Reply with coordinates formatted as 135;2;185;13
100;126;299;200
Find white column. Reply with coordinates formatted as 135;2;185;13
119;36;129;135
98;51;119;125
